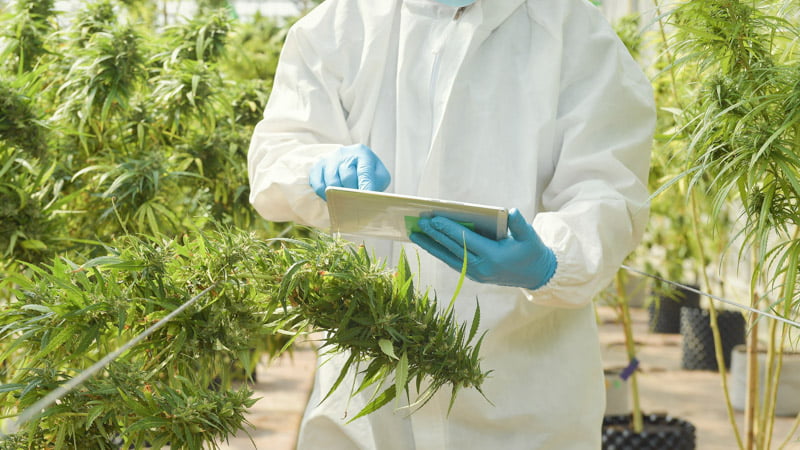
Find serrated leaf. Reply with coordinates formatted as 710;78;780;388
348;386;396;423
0;383;25;394
378;339;398;360
471;332;487;367
321;352;357;405
78;255;126;270
86;405;105;428
20;378;43;401
124;416;170;434
394;352;408;406
277;259;309;309
447;384;460;415
20;304;53;314
446;241;469;315
0;328;38;362
20;239;47;250
33;324;75;359
468;299;481;342
355;361;388;395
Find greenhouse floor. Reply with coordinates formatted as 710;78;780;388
216;306;800;450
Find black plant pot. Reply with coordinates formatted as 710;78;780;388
680;307;746;371
648;285;701;334
602;413;696;450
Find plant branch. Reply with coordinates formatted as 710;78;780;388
690;188;744;449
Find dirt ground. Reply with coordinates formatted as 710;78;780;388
217;306;800;449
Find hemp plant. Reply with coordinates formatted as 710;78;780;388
0;0;289;242
54;24;146;155
0;0;57;75
267;235;488;420
658;0;800;448
0;79;47;159
0;228;487;447
0;146;69;270
73;151;202;237
220;13;289;82
0;229;274;448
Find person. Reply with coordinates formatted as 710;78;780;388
248;0;655;448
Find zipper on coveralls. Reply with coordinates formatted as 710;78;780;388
429;6;467;140
430;7;465;94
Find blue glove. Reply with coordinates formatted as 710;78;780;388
309;144;391;201
409;208;557;290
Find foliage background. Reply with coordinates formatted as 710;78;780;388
0;0;301;447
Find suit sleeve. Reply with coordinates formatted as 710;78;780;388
247;6;352;229
524;5;655;308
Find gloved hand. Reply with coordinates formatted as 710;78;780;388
409;208;557;290
309;144;391;201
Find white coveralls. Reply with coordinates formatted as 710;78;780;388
248;0;655;448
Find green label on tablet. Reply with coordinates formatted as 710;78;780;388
404;216;475;236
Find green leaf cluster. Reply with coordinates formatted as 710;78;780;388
0;231;275;446
663;0;800;304
0;228;487;446
0;0;285;248
0;146;69;269
617;7;733;296
0;0;57;74
266;237;488;421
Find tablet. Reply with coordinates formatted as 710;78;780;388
326;187;509;242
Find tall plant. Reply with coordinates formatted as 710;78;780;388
0;0;280;244
659;0;800;448
0;0;57;75
0;146;69;270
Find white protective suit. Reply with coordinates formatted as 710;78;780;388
248;0;655;448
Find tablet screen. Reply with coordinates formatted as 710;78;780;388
326;187;509;242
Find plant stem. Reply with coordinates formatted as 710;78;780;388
768;237;800;449
758;236;799;449
761;258;793;449
745;293;760;450
765;321;789;450
690;189;744;449
761;317;778;450
616;270;643;434
652;0;686;112
778;410;800;450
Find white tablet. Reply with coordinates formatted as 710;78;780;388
326;187;509;242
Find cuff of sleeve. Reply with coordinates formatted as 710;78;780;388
527;247;558;290
519;232;594;309
249;143;341;228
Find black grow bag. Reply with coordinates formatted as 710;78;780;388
602;413;696;450
680;307;745;371
647;285;700;334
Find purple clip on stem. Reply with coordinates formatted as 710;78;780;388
619;357;639;381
